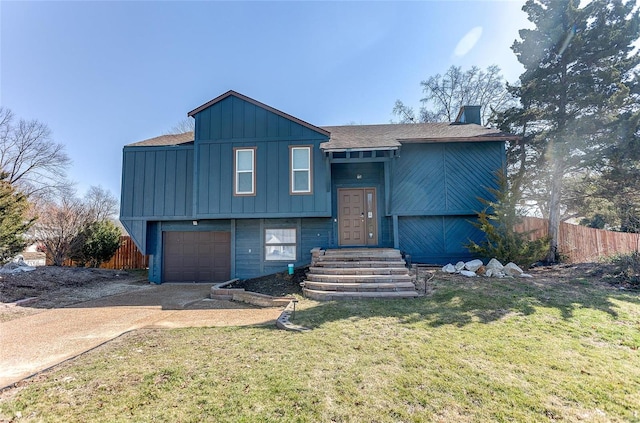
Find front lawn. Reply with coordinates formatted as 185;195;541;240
2;276;639;422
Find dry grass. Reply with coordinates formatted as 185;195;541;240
1;275;639;422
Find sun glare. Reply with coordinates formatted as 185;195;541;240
453;26;483;57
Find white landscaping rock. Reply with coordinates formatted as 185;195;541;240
485;268;506;278
504;262;524;276
519;273;533;278
442;263;457;273
464;259;484;272
486;258;504;271
460;270;477;277
455;261;466;271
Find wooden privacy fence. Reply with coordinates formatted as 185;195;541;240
99;236;149;270
53;236;149;269
516;217;640;263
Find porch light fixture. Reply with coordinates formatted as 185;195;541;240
192;220;198;226
356;174;362;179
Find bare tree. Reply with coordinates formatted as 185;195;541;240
0;107;71;199
84;185;118;221
35;195;90;266
31;185;118;266
164;117;195;135
393;65;514;126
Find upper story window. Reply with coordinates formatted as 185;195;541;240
234;147;256;196
290;146;312;194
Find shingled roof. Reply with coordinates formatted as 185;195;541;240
319;123;517;152
126;123;517;149
126;132;194;147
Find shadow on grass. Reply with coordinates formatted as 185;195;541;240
291;278;640;329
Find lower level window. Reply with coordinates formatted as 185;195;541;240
265;228;296;261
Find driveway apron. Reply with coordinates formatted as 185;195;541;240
0;284;282;388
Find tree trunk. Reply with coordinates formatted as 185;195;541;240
546;155;564;263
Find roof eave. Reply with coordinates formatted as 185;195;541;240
320;146;400;152
399;135;521;143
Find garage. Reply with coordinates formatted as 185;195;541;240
163;231;231;282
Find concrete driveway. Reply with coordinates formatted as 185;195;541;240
0;284;283;389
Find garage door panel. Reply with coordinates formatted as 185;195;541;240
163;231;231;282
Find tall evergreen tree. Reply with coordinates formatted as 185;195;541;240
507;0;639;261
0;172;35;263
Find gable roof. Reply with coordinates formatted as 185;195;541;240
187;90;330;137
319;122;518;152
126;132;194;147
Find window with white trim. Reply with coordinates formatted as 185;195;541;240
265;228;296;261
234;148;255;195
290;146;312;194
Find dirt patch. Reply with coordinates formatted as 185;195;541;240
227;267;307;297
412;261;633;295
0;267;149;321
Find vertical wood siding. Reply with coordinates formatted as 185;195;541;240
120;147;194;254
194;95;324;142
193;95;330;218
121;147;194;219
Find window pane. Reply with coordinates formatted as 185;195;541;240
265;229;296;244
293;170;309;192
265;245;296;261
237;150;253;171
237;172;253;193
292;148;309;169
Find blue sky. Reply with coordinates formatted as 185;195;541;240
1;1;529;201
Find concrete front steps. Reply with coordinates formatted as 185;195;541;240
302;248;419;301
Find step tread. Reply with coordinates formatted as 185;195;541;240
306;274;413;283
302;281;416;291
308;267;409;275
302;288;420;300
311;260;406;267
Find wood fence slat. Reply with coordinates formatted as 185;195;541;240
518;217;640;263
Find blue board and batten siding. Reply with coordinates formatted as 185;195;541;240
194;95;330;218
391;141;505;263
120;146;194;254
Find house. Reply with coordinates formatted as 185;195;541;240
120;90;516;283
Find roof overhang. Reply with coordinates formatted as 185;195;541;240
399;135;521;143
320;146;400;153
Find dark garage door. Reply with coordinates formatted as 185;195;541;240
163;231;231;282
